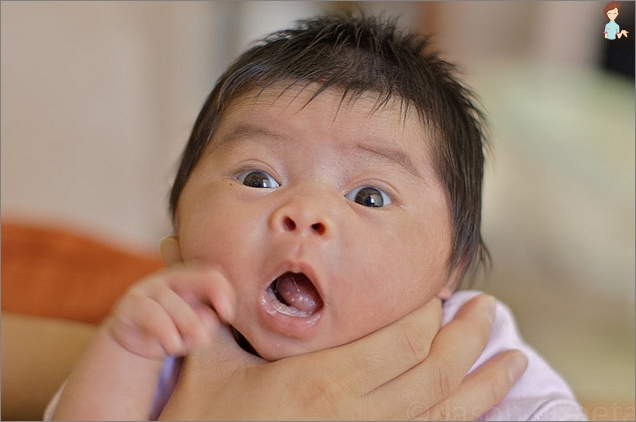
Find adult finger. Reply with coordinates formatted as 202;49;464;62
416;349;528;420
366;294;497;419
314;297;443;396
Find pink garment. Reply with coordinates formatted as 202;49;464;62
444;291;587;421
45;290;587;420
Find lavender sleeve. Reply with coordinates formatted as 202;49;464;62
442;290;587;421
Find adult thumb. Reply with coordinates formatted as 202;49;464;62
200;321;266;372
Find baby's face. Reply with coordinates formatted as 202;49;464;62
174;85;456;360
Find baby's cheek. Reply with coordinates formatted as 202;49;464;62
356;272;439;333
339;293;414;339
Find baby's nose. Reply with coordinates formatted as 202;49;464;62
269;196;335;238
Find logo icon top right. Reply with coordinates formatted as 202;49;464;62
604;1;629;40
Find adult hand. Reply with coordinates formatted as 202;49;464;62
159;294;527;420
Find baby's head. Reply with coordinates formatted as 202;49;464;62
164;13;489;360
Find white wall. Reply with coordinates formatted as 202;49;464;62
420;1;605;68
1;2;206;249
1;1;323;250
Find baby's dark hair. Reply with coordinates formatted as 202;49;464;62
169;12;490;283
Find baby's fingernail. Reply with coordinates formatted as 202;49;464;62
506;350;528;383
482;295;496;323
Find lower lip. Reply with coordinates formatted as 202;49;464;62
258;288;323;339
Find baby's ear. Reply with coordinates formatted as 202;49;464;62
436;283;454;300
437;266;463;300
160;235;183;266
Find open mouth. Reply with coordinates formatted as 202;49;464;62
235;271;325;357
266;271;324;317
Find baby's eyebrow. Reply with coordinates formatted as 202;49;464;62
356;143;422;179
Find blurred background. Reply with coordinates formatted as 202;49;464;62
2;1;634;418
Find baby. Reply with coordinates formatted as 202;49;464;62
48;13;586;421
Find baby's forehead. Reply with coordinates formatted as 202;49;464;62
210;83;442;178
225;82;432;134
214;83;440;160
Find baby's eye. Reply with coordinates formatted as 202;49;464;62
346;186;392;208
237;170;280;189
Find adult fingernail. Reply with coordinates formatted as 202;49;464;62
506;350;528;383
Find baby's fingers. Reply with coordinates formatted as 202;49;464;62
143;279;216;351
109;287;186;358
163;265;236;324
108;270;224;359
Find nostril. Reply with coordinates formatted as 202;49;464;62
311;222;325;235
277;215;327;235
283;216;296;231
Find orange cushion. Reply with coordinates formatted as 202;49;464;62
1;220;164;324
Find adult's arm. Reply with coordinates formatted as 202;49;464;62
1;312;96;421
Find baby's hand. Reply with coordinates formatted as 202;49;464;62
105;265;236;360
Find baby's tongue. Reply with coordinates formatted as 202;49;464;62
275;272;323;314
